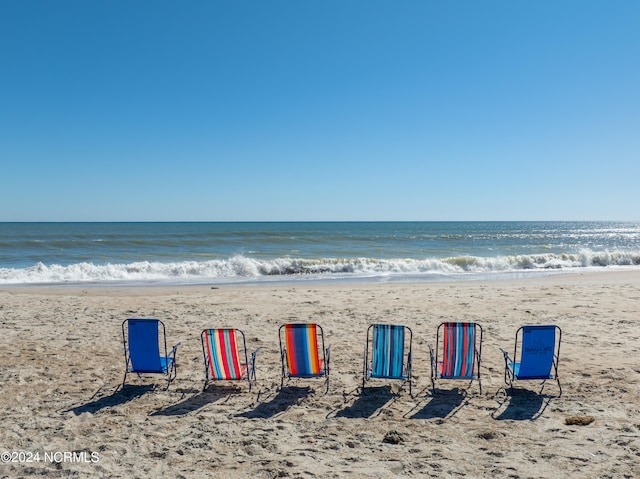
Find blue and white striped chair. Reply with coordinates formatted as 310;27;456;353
363;324;413;395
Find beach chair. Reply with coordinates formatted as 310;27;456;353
429;322;483;394
201;328;258;392
501;325;562;395
363;324;413;395
122;318;180;389
279;323;330;392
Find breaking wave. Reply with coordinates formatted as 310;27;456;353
2;250;640;285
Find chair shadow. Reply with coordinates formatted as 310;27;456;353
151;385;244;417
236;386;311;419
334;386;395;419
408;388;467;420
492;388;552;421
66;384;154;415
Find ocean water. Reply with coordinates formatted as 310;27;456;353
1;222;640;286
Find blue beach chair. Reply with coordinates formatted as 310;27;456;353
501;325;562;395
429;322;483;394
122;318;180;389
363;324;413;395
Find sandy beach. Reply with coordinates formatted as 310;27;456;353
1;271;639;478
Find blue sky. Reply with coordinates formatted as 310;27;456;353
1;1;639;221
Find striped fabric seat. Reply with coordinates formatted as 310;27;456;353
201;328;257;391
279;323;330;391
202;329;245;380
283;323;324;377
371;324;407;379
440;322;478;379
429;322;483;393
364;323;413;395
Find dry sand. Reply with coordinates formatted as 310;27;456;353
1;271;639;478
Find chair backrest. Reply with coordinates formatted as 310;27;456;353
127;319;163;372
441;322;478;378
202;328;245;380
372;324;406;378
517;325;558;379
283;323;322;376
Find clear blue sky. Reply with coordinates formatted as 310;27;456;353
1;1;639;221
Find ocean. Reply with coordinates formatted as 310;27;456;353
1;221;640;286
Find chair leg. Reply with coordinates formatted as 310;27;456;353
247;371;254;392
164;360;177;390
280;350;286;390
122;353;131;389
164;369;173;390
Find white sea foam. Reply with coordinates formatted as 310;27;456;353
2;250;640;285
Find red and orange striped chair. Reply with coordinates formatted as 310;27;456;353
429;322;483;394
201;328;258;391
278;323;330;392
